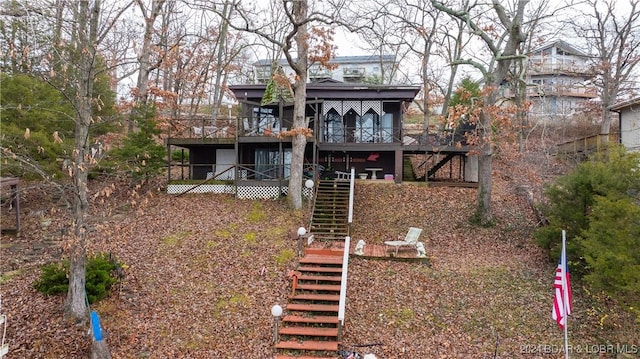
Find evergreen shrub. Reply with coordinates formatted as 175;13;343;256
34;253;121;304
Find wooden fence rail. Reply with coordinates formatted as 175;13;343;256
554;133;620;156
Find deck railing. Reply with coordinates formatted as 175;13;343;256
168;118;237;140
337;235;350;341
170;162;330;182
167;117;463;146
555;133;620;155
347;168;355;224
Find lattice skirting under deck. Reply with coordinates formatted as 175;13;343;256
167;184;314;200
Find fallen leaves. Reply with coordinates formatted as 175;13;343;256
1;155;637;358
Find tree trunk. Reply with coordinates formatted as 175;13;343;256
474;109;493;225
91;340;112;359
211;2;231;121
287;0;309;210
131;0;165;132
422;42;431;144
469;0;528;225
66;0;100;321
441;15;464;120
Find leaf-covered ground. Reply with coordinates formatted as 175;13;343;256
1;158;638;358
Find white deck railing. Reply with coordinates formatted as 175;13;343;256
348;167;355;224
338;168;355;340
337;235;350;341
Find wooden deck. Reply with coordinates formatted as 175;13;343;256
307;240;428;263
349;243;429;263
307;239;430;263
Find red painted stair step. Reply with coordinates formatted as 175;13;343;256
297;266;342;273
278;326;339;337
289;293;340;301
282;315;339;324
286;303;339;312
274;340;339;351
295;284;341;291
298;274;342;282
303;248;344;257
299;256;343;265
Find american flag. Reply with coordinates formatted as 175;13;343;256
552;238;572;329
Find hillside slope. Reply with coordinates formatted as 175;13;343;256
1;155;637;358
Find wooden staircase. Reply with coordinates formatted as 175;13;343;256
274;248;344;359
309;180;350;241
403;156;416;181
412;153;457;181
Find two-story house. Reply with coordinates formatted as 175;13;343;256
165;79;478;198
525;40;597;117
253;55;397;84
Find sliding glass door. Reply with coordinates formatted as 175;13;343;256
255;148;291;180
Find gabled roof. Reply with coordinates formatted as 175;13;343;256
253;54;396;67
609;96;640;111
530;39;588;57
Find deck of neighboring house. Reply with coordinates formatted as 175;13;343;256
553;133;621;158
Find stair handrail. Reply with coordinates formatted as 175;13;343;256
0;296;7;358
337;235;350;341
348;167;355;224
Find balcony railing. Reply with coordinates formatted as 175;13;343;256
169;162;327;182
168;117;288;139
309;67;332;78
167;118;469;147
502;85;597;99
168;118;237;140
255;68;272;80
528;62;591;75
343;67;365;77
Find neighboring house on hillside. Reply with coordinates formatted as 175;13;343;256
165;80;478;197
521;40;597;117
253;55;397;84
609;97;640;152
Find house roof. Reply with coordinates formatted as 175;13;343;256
253;54;396;67
229;82;421;103
530;39;588;57
609;96;640;111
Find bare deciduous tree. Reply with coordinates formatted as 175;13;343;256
569;0;640;137
130;0;166;130
209;0;348;210
434;0;530;225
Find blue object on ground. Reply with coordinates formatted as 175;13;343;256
91;311;103;341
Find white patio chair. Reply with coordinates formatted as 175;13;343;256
384;227;423;256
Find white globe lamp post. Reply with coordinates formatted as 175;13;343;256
271;304;283;343
304;179;314;211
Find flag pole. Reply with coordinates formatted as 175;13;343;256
562;230;569;359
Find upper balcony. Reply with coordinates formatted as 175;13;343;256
527;61;592;76
342;67;365;78
503;84;597;99
255;67;272;83
309;66;332;80
165;117;472;149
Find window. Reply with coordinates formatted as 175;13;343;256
381;113;393;143
356;109;380;143
255;148;291;180
324;109;345;143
